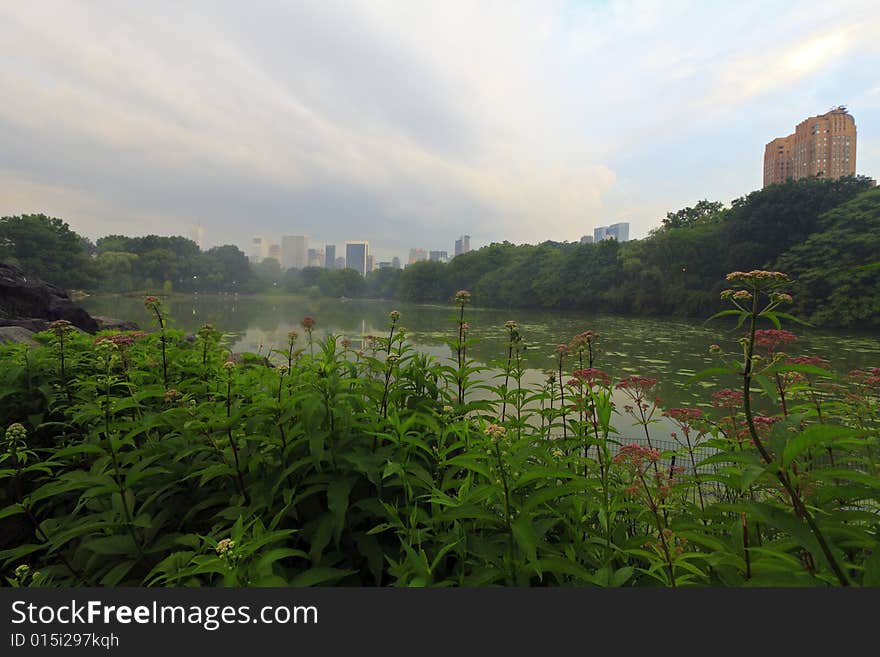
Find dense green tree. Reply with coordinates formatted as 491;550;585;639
775;188;880;326
4;175;876;327
662;199;724;229
398;260;448;303
318;268;366;298
0;213;96;287
93;251;140;292
252;258;283;289
365;267;401;299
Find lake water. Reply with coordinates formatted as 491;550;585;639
82;293;879;426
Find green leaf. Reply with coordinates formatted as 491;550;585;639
327;478;352;543
783;425;860;467
863;551;880;587
256;548;309;574
289;567;356;587
686;367;737;385
512;514;537;565
704;309;747;323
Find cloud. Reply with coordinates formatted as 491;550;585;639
0;1;878;253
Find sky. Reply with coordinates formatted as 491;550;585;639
1;1;879;263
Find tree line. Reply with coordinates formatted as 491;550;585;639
2;175;877;326
392;175;879;327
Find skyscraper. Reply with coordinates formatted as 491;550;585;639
190;224;205;250
605;222;630;242
307;248;324;268
324;244;336;269
429;250;448;262
249;236;269;263
454;235;471;257
763;107;856;187
268;243;282;263
408;248;427;264
579;235;594;244
281;235;308;270
346;241;369;276
334;257;346;270
594;226;608;242
391;256;401;269
366;254;374;273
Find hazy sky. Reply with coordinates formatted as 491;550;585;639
1;1;878;262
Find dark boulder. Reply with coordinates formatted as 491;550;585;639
0;317;53;332
0;262;99;333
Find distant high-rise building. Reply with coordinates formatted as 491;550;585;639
454;235;471;257
429;250;448;262
391;256;401;269
378;261;392;269
346;241;369;275
579;235;594;244
605;222;630;242
366;254;374;273
190;224;205;250
249;236;269;263
334;257;346;270
324;245;336;269
268;243;282;263
594;226;608;242
763;107;857;187
408;248;427;265
307;248;324;268
282;235;308;270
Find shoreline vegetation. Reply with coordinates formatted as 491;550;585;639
1;272;877;587
2;176;879;329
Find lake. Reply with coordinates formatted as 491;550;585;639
82;293;879;433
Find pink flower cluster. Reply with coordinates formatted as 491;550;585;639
571;368;611;387
569;330;599;351
753;329;797;353
725;270;791;285
615;375;659;394
788;355;830;368
613;443;661;468
712;388;743;407
662;407;703;423
846;368;880;387
94;333;137;349
752;415;781;427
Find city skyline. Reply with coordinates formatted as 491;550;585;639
1;2;878;252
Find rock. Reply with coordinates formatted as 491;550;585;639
0;326;40;346
93;316;141;332
0;318;53;332
0;262;99;333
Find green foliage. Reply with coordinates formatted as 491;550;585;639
0;220;258;295
662;199;724;229
0;284;876;588
5;176;875;328
775;188;880;326
0;214;96;288
392;176;877;325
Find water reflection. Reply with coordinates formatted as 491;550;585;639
83;293;878;417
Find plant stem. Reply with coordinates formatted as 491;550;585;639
742;292;848;586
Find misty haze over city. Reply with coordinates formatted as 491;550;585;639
1;1;878;262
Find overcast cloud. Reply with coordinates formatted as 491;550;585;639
1;0;878;261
